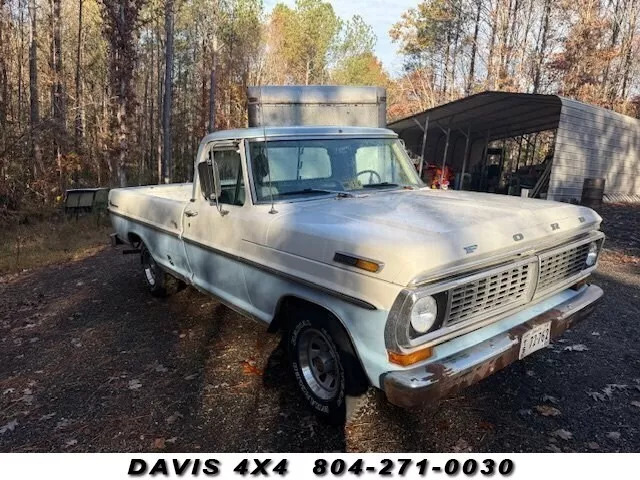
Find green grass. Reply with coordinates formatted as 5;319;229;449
0;212;112;276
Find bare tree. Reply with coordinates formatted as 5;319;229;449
532;0;551;93
74;0;84;147
100;0;146;187
162;0;174;184
28;0;44;180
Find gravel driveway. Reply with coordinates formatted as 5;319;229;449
0;204;638;452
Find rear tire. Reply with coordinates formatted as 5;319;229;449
285;304;368;425
140;244;181;297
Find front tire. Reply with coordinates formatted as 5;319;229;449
140;244;181;297
286;306;368;424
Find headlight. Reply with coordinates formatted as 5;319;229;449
410;295;438;334
585;241;598;266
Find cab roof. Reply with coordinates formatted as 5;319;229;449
201;125;398;143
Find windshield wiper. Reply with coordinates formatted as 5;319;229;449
362;182;399;189
278;188;354;198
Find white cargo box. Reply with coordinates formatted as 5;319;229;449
247;85;386;128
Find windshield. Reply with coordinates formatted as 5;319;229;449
248;138;423;202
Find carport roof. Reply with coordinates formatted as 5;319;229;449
388;91;563;141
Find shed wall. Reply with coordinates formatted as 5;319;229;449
549;99;640;202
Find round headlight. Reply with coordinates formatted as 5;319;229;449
410;295;438;334
585;241;598;267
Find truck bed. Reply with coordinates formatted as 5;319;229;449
109;183;193;241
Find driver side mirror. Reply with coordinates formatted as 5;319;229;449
198;159;221;202
197;158;227;216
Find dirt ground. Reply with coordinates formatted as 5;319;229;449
0;204;639;453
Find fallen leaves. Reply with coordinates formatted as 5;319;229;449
153;437;166;450
563;344;588;352
542;394;559;404
242;359;263;376
630;400;640;409
587;391;607;401
0;419;18;435
536;405;562;417
451;438;471;452
152;362;168;373
165;412;183;425
586;442;600;450
587;384;629;401
551;429;573;441
606;431;621;441
128;379;142;390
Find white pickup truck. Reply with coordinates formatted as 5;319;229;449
109;125;604;423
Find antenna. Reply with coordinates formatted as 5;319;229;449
258;85;278;214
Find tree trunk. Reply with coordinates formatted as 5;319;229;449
209;68;216;133
533;0;551;93
50;0;65;194
466;0;482;95
74;0;84;148
18;0;26;131
0;0;8;139
486;2;498;89
162;0;174;184
51;0;64;125
28;0;44;182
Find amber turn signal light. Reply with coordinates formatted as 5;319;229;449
388;347;433;366
333;252;382;273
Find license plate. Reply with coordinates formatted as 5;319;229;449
519;322;551;359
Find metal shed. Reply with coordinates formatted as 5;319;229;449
388;91;640;203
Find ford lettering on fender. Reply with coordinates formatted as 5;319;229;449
109;125;604;423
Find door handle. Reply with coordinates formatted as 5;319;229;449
184;209;198;217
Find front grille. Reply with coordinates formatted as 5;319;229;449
537;242;590;293
446;263;534;327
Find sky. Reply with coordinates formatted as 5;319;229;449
263;0;416;76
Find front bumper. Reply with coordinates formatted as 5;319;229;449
382;284;603;408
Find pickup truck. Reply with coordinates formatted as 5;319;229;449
109;125;604;423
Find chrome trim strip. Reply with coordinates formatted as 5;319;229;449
180;236;377;311
110;208;376;310
108;209;181;239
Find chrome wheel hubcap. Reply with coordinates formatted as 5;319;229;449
298;328;339;401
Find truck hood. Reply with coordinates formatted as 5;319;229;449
261;188;602;286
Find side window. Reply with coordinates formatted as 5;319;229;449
213;149;245;206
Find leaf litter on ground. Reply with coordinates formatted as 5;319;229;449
536;405;561;417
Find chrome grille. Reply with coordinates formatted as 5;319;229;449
537;242;590;293
446;263;534;327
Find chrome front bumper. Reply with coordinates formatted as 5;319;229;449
382;284;603;408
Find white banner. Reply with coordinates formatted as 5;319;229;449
0;453;635;479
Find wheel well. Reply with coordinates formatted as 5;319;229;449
127;232;143;247
269;295;369;391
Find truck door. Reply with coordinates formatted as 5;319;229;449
181;141;254;314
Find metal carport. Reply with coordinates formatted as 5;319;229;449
388;91;640;202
